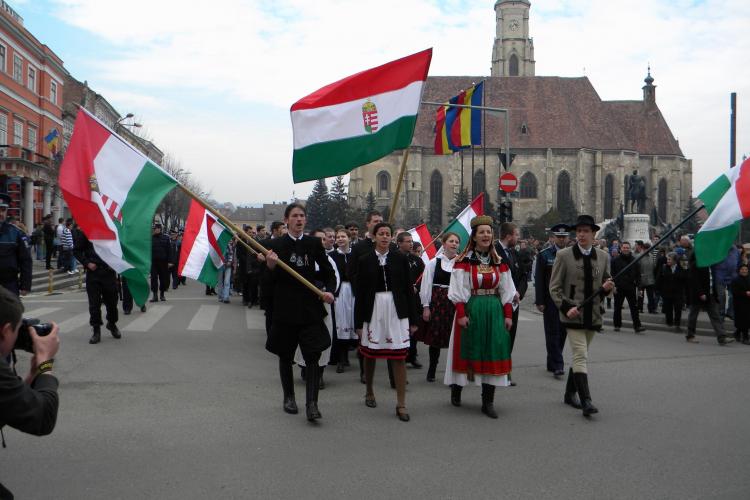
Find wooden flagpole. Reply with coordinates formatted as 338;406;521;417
388;149;410;224
178;185;324;299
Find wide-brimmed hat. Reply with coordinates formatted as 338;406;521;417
549;223;570;236
0;193;10;208
569;215;600;232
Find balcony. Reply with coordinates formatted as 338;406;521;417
0;144;56;168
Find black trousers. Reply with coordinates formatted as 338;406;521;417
542;298;567;372
508;306;519;353
171;266;180;289
121;276;133;312
150;261;170;294
613;289;642;329
86;269;119;327
243;273;260;305
44;238;54;269
638;285;657;313
662;296;683;326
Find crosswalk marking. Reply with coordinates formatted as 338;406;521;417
246;309;266;330
123;305;172;332
187;305;220;331
57;313;91;333
22;307;62;318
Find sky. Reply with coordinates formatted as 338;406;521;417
11;0;750;205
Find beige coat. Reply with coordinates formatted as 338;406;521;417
549;245;611;330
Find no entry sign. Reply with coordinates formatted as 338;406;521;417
499;172;518;193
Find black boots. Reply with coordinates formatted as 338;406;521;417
150;293;158;303
450;384;462;406
426;346;439;382
563;368;582;409
481;384;498;419
106;323;121;339
160;292;166;301
305;363;322;421
89;326;101;344
279;360;298;414
573;372;598;416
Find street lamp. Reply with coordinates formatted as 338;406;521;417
116;113;134;124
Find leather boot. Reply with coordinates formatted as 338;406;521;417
743;331;750;345
89;326;101;344
279;360;298;414
305;363;321;421
150;293;158;303
426;346;439;382
450;384;462;407
106;323;121;339
481;384;498;419
564;368;582;409
160;292;166;301
573;372;599;416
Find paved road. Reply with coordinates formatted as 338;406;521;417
3;282;750;499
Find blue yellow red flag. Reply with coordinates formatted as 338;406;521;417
44;129;59;153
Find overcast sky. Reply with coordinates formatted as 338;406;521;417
14;0;750;205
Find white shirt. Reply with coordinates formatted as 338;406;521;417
375;249;389;266
578;244;593;256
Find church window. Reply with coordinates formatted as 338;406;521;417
658;178;667;222
509;54;519;76
556;170;571;211
377;171;390;197
519;172;537;199
429;170;443;227
520;123;528;134
472;169;486;199
603;174;614;219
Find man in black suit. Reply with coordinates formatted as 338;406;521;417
494;222;525;385
397;231;424;368
265;203;335;422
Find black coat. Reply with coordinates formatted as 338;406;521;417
611;253;640;292
266;234;335;325
731;276;750;330
73;229;114;273
151;233;173;263
0;358;58;436
495;242;527;299
348;237;397;294
656;264;687;300
353;250;419;330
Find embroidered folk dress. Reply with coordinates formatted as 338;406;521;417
444;251;517;387
332;248;357;341
416;256;456;349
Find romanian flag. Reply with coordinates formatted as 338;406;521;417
44;129;59;153
449;81;483;149
434;105;452;154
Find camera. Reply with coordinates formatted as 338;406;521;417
14;318;54;353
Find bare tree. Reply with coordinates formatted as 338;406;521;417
155;154;207;230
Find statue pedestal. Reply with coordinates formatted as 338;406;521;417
623;214;650;244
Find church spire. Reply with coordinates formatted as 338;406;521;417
491;0;535;76
642;65;656;105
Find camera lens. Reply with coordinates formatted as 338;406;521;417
33;323;54;336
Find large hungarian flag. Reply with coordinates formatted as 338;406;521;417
291;48;432;182
408;223;437;266
695;158;750;267
58;108;177;305
178;200;233;286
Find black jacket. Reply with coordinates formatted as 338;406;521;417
495;242;527;299
687;253;714;304
731;276;750;330
348;238;397;295
0;358;59;437
266;234;335;325
611;253;640;292
151;233;173;263
353;250;419;329
73;229;114;272
656;264;687;300
0;221;32;291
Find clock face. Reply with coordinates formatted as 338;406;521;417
509;20;520;32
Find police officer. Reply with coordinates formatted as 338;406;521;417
150;223;173;302
74;227;121;344
169;229;181;290
0;193;32;296
534;224;569;380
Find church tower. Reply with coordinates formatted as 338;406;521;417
491;0;535;76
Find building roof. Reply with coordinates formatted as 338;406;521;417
412;76;684;156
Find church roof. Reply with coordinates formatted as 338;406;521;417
412;76;684;157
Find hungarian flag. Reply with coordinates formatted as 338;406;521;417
178;200;233;286
695;157;750;267
408;223;437;266
291;48;432;183
58;108;177;305
443;192;485;253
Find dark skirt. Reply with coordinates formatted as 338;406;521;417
415;287;455;349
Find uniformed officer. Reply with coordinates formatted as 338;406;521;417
534;224;569;380
150;223;174;302
0;193;32;296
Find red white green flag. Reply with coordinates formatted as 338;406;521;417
290;48;432;183
59;108;177;306
178;200;233;286
408;223;437;266
443;192;485;253
695;157;750;267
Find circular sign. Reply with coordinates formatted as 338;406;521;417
499;172;518;193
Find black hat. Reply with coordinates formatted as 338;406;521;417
549;223;570;236
0;193;10;208
569;215;600;232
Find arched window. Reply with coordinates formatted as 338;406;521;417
519;172;537;199
556;170;571;211
509;54;519;76
429;170;443;227
658;178;668;222
472;169;486;199
603;174;614;219
377;171;390;198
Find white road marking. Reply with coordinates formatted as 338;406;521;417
22;307;62;318
246;308;266;330
123;305;172;332
56;313;91;333
187;305;220;331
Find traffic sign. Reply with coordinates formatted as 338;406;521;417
499;172;518;193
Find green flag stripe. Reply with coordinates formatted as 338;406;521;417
694;222;739;267
292;115;417;183
443;221;471;253
699;174;731;214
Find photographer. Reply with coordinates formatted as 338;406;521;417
0;285;60;499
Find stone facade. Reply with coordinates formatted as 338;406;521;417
348;2;691;230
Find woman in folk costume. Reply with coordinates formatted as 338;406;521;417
444;215;516;419
330;228;358;373
354;222;419;422
731;263;750;344
417;232;461;382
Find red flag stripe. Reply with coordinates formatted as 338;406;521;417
736;158;750;218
